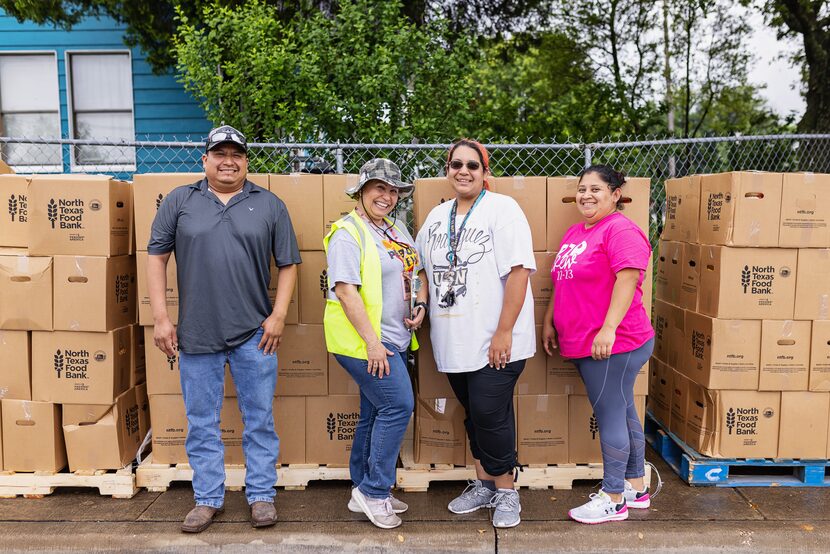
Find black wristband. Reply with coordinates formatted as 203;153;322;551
413;301;428;312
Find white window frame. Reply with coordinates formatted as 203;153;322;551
0;50;63;173
65;49;136;173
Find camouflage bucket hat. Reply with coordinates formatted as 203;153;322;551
346;158;414;199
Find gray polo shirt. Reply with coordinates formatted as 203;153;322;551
148;178;301;353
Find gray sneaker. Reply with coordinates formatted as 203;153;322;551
448;480;497;514
349;492;408;514
350;487;402;529
491;489;522;528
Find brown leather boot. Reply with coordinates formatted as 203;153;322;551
181;505;224;533
250;501;277;528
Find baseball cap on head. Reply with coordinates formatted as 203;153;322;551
206;125;247;153
345;158;414;200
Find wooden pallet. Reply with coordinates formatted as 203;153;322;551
135;453;351;492
645;412;830;487
0;467;138;499
396;439;610;492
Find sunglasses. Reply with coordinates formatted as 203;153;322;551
448;160;482;171
210;131;246;143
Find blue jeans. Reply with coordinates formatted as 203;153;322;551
179;328;278;508
334;343;414;499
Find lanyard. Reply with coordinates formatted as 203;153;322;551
447;189;486;267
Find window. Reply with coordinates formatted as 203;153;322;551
67;51;135;168
0;53;62;169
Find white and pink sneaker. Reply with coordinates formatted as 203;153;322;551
568;490;628;524
623;482;651;508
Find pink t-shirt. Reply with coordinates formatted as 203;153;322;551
551;211;654;359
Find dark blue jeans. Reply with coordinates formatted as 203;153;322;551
571;338;654;494
334;343;414;499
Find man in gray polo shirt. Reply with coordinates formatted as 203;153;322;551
147;125;300;533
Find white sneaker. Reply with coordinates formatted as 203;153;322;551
568;490;628;524
348;492;408;514
350;487;402;529
624;461;663;509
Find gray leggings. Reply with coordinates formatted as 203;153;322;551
571;338;654;494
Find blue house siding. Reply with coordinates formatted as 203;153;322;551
0;11;212;175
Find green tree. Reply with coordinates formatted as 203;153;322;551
749;0;830;132
174;0;477;142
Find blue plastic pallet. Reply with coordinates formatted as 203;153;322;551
645;412;830;487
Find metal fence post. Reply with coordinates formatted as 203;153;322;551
335;142;344;174
584;145;592;168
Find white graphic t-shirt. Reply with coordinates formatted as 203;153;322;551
415;191;537;373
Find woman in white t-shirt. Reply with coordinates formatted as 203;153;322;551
415;139;536;529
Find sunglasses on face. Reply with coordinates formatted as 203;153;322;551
448;160;482;172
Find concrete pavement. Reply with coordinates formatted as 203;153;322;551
0;447;828;552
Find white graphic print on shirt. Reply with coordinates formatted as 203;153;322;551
423;220;493;308
553;240;587;281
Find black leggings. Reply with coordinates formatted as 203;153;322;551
446;360;525;477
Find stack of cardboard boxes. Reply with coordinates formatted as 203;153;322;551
134;173;365;467
653;171;830;459
411;176;652;466
0;173;147;473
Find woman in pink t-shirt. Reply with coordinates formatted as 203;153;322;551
542;165;655;525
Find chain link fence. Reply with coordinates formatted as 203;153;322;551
3;134;830;247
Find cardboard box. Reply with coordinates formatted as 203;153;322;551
415;327;453;398
0;174;31;247
136;251;179;326
0;330;31;400
2;399;66;472
810;321;830;391
685;379;711;453
269;174;324;251
648;358;672;427
53;255;136;332
529;252;555;323
694;390;781;458
327;353;360;395
680;242;701;311
546;351;585;395
29;175;132;256
32;327;131;405
491;176;547;251
305;395;360;465
516;394;568;464
143;326;237;396
298;250;327;324
277;325;328;396
653;299;684;369
412;178;454;234
0;405;3;469
272;262;300;325
0;254;53;330
795;249;830;320
698;246;797;319
323;174;357;237
655;240;683;306
669;370;690;443
683;312;761;390
547;176;650;252
132;173;202;251
62;386;142;471
135;381;149;441
516;326;546;396
568;394;645;463
275;396;306;464
759;320;811;391
777;391;829;458
662;175;701;243
414;396;467;466
698;171;783;246
779;173;830;247
129;324;146;387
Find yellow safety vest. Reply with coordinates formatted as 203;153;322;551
323;210;419;359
